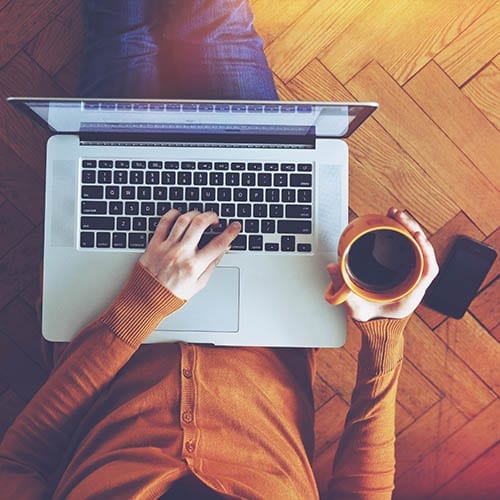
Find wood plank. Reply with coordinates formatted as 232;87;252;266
404;315;496;419
462;63;500;129
25;0;82;76
434;443;500;499
265;0;374;82
287;59;459;233
435;313;500;395
435;1;500;86
0;51;68;174
483;228;500;288
0;388;26;441
416;212;485;329
0;297;47;371
346;61;499;235
316;348;357;404
0;0;68;68
250;0;314;47
314;395;349;456
395;398;468;479
395;400;500;498
0;199;34;258
273;74;298;101
54;52;81;95
0;224;43;310
319;0;496;85
469;278;500;331
404;61;500;188
313;374;336;411
0;330;47;403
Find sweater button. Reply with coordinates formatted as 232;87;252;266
182;410;193;424
182;368;192;378
185;440;196;453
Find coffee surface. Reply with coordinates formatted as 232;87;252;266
347;230;416;292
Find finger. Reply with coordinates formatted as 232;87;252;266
415;231;439;286
150;209;180;246
393;208;424;236
165;210;201;244
198;221;241;264
326;262;343;292
181;211;219;247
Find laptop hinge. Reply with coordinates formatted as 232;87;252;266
79;132;316;149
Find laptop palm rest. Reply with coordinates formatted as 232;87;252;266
157;266;240;333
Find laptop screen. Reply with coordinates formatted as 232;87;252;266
8;98;377;139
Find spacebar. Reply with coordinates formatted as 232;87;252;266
81;217;115;230
278;220;311;234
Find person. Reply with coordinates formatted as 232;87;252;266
0;1;439;498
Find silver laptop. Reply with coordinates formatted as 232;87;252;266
9;98;377;347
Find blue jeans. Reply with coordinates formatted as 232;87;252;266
78;0;278;100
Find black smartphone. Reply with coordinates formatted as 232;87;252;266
424;236;497;319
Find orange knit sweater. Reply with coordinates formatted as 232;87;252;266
0;262;408;499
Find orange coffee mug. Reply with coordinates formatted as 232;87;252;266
325;214;424;305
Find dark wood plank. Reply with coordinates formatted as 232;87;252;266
0;199;34;258
0;387;26;441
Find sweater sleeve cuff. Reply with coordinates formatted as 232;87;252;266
353;316;410;376
99;262;186;348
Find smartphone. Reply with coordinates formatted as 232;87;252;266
424;236;497;319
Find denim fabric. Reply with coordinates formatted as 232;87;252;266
78;0;278;100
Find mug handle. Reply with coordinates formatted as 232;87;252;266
325;281;351;305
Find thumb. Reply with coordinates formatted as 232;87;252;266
326;263;342;289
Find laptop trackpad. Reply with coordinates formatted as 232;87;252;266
156;267;239;333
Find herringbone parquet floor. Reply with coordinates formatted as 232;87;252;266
0;1;499;498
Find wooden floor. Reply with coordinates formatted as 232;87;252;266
0;0;498;497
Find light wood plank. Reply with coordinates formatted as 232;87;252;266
434;443;500;499
265;0;374;83
404;61;500;188
314;395;349;456
288;59;459;232
483;228;500;287
316;348;357;403
395;398;468;478
346;61;499;235
469;278;500;331
435;313;500;395
435;1;500;86
404;315;496;419
395;400;500;498
462;63;500;129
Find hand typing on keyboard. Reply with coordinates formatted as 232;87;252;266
139;209;241;300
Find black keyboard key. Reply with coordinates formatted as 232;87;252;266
81;201;106;214
198;162;212;170
298;243;312;252
209;172;224;185
113;233;127;248
234;188;248;202
141;202;155;215
264;163;279;171
281;236;295;252
265;243;279;252
266;189;279;203
282;189;295;203
81;217;114;230
186;187;200;200
217;188;231;201
149;217;161;231
138;186;151;199
261;219;275;233
157;202;172;215
115;160;130;169
169;187;183;200
122;186;135;199
162;171;176;185
80;232;94;248
253;204;267;218
173;202;188;213
132;160;146;169
178;172;192;185
96;232;111;248
226;172;239;186
133;217;147;230
82;160;97;168
286;205;312;219
129;233;147;248
204;203;219;214
188;202;203;212
164;161;179;169
245;220;259;233
130;171;144;184
298;163;313;171
237;204;251;218
281;163;296;171
117;217;131;230
125;202;139;215
258;173;272;186
250;189;264;202
82;186;103;199
278;220;312;234
214;162;229;170
270;204;284;218
274;173;287;187
82;170;96;183
148;161;162;169
231;234;247;251
109;201;123;215
298;189;312;203
248;162;262;171
98;170;112;184
242;173;256;186
114;170;128;184
221;204;235;217
290;173;312;187
98;160;113;168
202;188;216;201
194;172;208;185
181;161;196;170
249;235;263;251
153;187;168;200
231;162;245;170
106;186;120;199
146;171;160;184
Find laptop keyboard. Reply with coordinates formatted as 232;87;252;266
79;159;313;253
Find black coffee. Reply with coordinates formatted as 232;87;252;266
347;230;416;292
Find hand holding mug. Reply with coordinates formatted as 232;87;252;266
325;208;439;322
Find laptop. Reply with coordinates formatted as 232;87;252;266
9;98;377;347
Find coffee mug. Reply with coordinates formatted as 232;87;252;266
325;214;424;305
